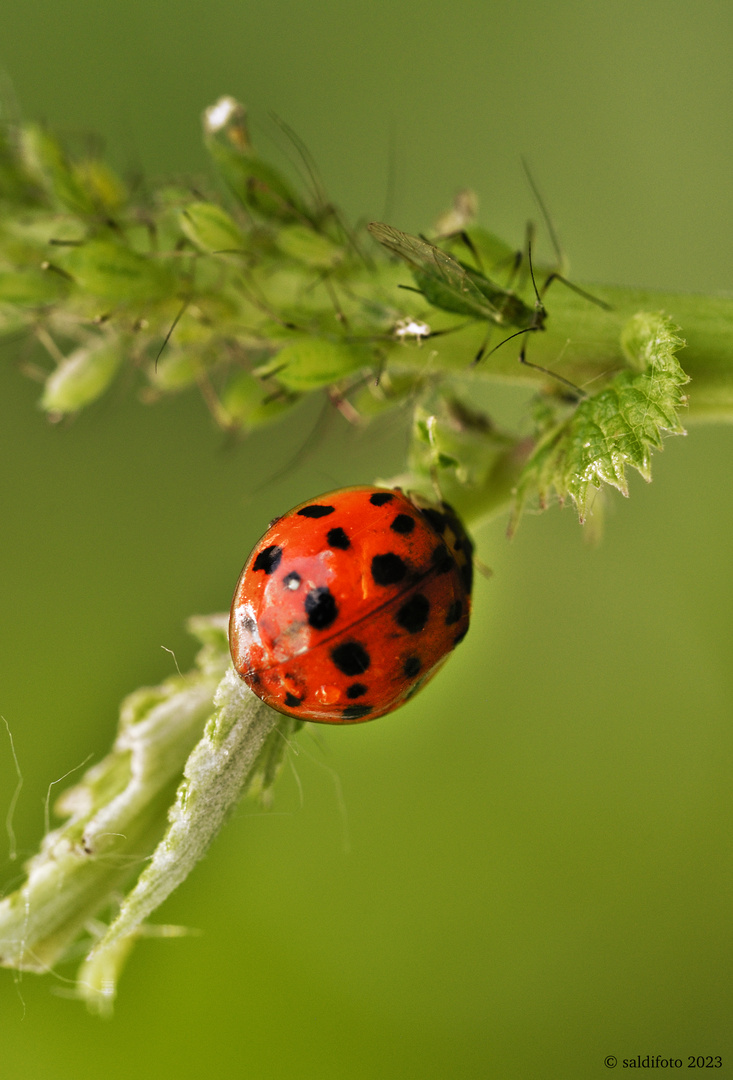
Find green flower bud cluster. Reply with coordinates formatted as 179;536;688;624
0;97;432;431
0;96;701;528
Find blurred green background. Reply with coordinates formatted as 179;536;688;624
1;1;732;1076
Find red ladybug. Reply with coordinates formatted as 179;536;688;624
229;486;473;723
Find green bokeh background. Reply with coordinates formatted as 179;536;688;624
1;1;732;1076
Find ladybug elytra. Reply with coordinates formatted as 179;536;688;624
229;486;472;723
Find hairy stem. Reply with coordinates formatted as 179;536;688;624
386;285;733;421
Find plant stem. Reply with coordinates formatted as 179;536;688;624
385;284;733;421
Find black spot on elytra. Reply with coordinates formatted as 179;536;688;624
282;571;301;589
346;682;367;699
297;504;335;518
239;614;257;634
461;561;474;596
403;656;421;678
305;587;338;630
253;545;282;574
420;507;447;534
326;526;350;550
284;693;302;708
445;600;462;625
390;513;415;535
369;491;394;506
453;626;469;646
431;544;454;574
331;641;370;676
371;552;407;586
396;593;430;634
342;704;373;720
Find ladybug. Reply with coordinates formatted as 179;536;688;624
229;486;473;723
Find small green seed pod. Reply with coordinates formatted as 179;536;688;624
179;201;247;254
221;370;300;428
276;224;344;269
148;349;202;392
19;124;95;215
349;372;421;417
0;126;36;203
41;338;123;414
255;337;366;392
72;159;128;214
202;96;306;223
0;269;70;305
59;238;177;304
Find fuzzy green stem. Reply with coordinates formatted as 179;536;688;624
78;668;287;1014
0;645;225;974
0;616;298;1014
385;285;733;421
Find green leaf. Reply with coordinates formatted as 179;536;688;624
510;313;689;530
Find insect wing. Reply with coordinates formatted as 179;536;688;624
368;222;499;320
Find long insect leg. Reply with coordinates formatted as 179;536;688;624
520;242;585;396
516;335;586;398
521;161;611;311
540;271;611;310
